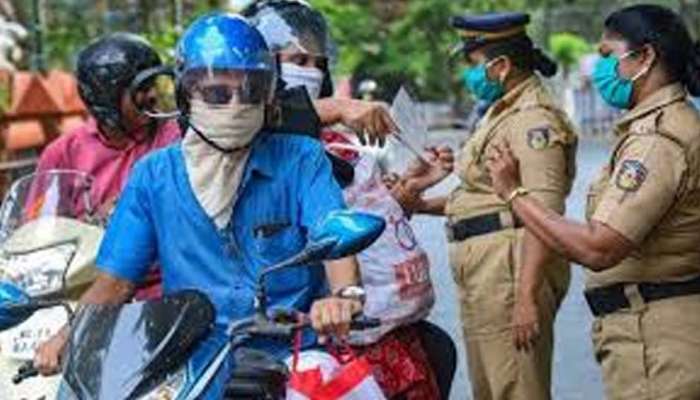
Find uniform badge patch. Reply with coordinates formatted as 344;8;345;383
616;160;648;192
527;127;550;150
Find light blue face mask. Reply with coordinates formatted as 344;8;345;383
462;59;505;104
592;51;649;109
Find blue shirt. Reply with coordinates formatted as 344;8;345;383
96;133;346;398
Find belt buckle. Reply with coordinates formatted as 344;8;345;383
444;221;455;242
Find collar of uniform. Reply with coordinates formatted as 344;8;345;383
241;132;276;179
489;75;538;116
614;83;687;135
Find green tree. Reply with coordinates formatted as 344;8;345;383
548;32;591;78
310;0;554;101
10;0;698;102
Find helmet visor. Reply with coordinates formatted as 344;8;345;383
251;4;337;65
180;68;273;105
175;16;277;104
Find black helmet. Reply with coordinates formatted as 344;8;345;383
242;0;335;98
76;33;162;134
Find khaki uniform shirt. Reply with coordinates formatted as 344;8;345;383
446;76;578;222
586;83;700;288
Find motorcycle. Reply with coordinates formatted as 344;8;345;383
0;170;104;399
0;210;385;399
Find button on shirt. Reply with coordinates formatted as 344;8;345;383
95;133;346;399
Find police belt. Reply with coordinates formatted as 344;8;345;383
584;275;700;317
445;211;523;242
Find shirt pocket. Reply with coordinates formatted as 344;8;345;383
252;219;306;266
252;219;313;297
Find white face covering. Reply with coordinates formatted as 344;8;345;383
183;99;265;229
188;99;265;150
281;62;324;100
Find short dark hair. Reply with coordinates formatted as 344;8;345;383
605;4;700;96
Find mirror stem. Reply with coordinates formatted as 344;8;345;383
255;281;267;317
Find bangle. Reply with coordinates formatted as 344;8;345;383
506;187;529;206
333;285;366;305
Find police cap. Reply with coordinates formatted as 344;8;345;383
451;12;530;55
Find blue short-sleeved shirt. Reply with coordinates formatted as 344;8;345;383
96;133;346;398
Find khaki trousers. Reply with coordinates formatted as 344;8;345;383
449;230;569;400
591;292;700;400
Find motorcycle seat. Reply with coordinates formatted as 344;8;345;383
224;348;289;399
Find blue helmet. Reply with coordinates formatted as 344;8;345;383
176;13;276;104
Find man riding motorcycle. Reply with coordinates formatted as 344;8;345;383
33;14;364;399
36;28;397;302
35;33;179;300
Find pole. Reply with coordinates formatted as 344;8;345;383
30;0;45;72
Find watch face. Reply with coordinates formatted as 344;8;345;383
339;286;366;300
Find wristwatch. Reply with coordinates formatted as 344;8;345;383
506;186;530;207
333;285;366;305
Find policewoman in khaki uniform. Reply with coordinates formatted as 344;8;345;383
415;13;577;399
488;5;700;400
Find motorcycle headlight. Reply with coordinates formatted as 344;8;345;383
0;242;77;296
138;368;187;400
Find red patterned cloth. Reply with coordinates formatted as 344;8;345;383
352;324;439;399
133;266;163;300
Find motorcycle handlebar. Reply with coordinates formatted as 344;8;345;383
349;315;381;330
13;361;38;385
246;314;380;338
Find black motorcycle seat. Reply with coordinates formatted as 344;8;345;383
224;348;289;399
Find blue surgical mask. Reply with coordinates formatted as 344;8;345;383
592;51;649;109
462;59;504;104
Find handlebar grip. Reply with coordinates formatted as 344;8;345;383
250;323;295;339
12;361;38;385
350;316;381;330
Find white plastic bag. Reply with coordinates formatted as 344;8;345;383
286;343;386;400
343;153;435;345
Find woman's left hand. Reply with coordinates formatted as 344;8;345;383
485;141;522;200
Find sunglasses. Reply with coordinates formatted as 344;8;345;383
194;83;270;105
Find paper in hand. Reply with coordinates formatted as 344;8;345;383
390;87;429;164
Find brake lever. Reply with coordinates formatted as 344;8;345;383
13;360;38;385
290;314;381;331
230;310;381;341
349;315;381;330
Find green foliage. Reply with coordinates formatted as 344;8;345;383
310;0;467;100
42;1;97;70
308;0;549;101
0;81;9;116
548;32;591;73
16;0;690;102
310;0;379;76
144;27;180;63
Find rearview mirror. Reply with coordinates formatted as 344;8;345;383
255;210;385;314
309;210;385;260
0;281;33;330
